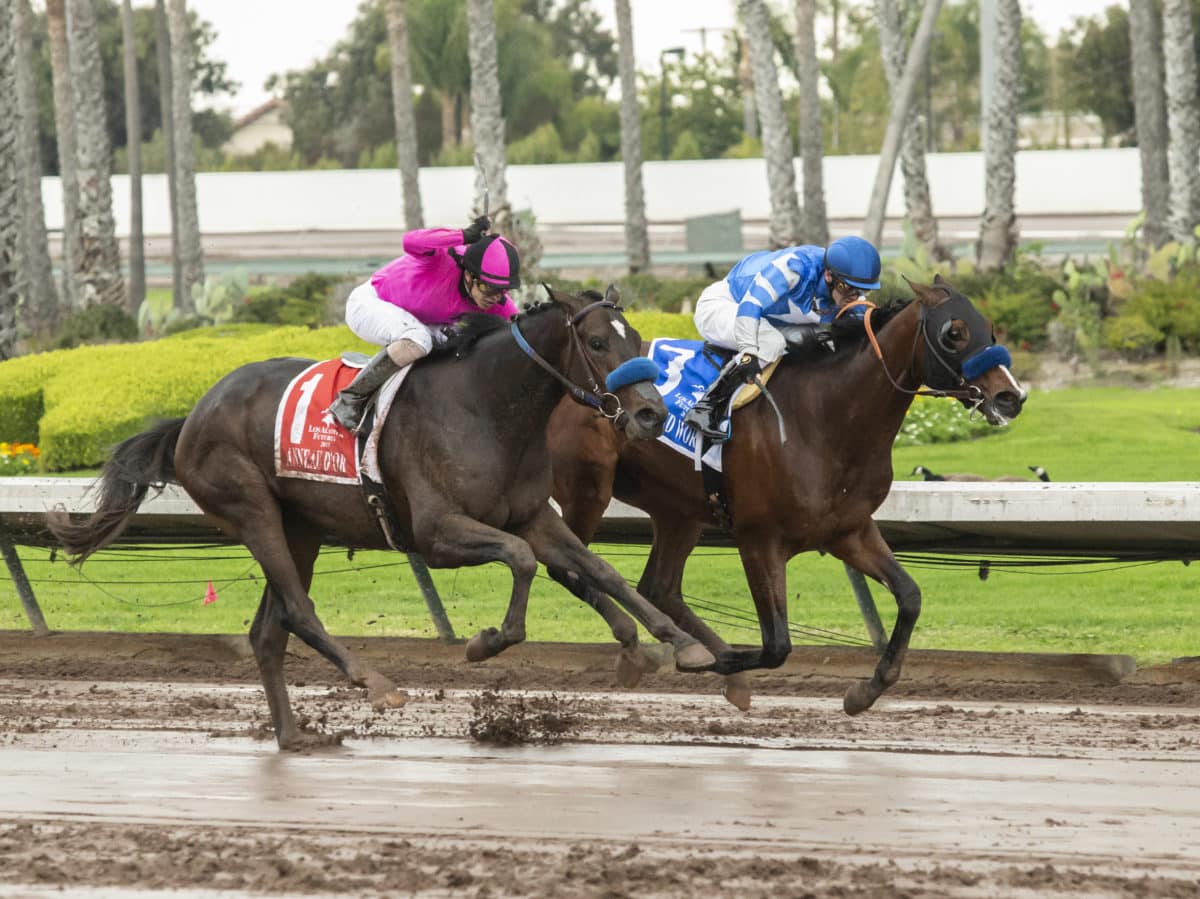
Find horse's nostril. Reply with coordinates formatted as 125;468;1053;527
636;408;663;428
994;391;1023;417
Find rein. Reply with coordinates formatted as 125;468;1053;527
509;299;625;420
836;299;984;405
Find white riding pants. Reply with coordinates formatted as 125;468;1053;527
344;280;438;354
692;280;787;365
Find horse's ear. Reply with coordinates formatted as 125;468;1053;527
903;275;941;306
604;283;620;305
540;281;556;300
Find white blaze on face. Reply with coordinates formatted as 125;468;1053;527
611;320;627;340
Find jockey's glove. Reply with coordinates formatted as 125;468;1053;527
733;353;762;383
462;215;491;244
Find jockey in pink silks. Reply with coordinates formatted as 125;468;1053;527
328;216;521;431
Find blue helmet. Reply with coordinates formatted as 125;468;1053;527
824;236;881;291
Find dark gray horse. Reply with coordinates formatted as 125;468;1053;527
49;287;716;750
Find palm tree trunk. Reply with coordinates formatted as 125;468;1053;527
68;0;127;309
875;0;947;261
976;0;1021;270
384;0;424;230
614;0;649;272
154;0;182;312
862;0;942;248
739;0;801;249
0;7;21;359
121;0;145;314
466;0;542;275
13;0;61;334
792;0;828;245
1162;0;1200;243
167;0;203;311
45;0;80;309
1129;0;1170;248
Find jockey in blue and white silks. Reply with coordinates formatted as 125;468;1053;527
684;236;883;441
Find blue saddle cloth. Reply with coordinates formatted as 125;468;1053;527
649;338;731;466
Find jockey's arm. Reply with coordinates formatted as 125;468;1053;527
401;227;470;258
733;253;804;360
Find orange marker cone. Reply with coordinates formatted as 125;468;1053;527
203;581;218;605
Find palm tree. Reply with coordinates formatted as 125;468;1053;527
45;0;80;308
614;0;649;272
384;0;424;230
1162;0;1200;243
1129;0;1170;248
875;0;947;261
976;0;1021;271
0;6;21;358
121;0;145;313
862;0;942;248
13;0;60;334
409;0;471;151
466;0;544;276
792;0;828;246
154;0;182;312
167;0;203;312
68;0;126;309
738;0;801;248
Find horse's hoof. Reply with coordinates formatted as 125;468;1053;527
674;642;717;672
278;729;345;752
843;680;876;716
615;646;658;688
722;674;752;712
370;688;409;711
465;628;499;663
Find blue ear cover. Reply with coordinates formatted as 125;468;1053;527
605;357;661;391
962;344;1012;380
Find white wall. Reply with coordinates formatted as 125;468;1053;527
40;148;1143;236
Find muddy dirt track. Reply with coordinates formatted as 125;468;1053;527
1;631;1199;898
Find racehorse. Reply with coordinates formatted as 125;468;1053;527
548;277;1027;713
48;286;716;750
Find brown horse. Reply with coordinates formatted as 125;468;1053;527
48;286;716;750
548;277;1027;713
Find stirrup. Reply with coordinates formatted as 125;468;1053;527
684;406;730;443
329;393;370;433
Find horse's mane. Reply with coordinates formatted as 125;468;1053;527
782;298;913;365
427;289;608;361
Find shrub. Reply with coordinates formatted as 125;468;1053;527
233;273;341;327
1102;314;1164;360
894;395;997;447
51;303;139;349
1127;269;1200;351
0;442;40;476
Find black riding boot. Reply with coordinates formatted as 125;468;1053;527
683;357;755;443
328;347;404;432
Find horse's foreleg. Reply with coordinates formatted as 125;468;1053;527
545;567;656;687
635;519;752;710
828;523;920;716
518;508;716;672
417;513;539;662
705;539;792;676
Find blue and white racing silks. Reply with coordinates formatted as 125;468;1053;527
726;245;862;353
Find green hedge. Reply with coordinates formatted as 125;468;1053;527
0;313;695;472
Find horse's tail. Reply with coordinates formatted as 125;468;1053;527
46;417;187;565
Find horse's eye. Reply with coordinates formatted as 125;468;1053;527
589;337;605;351
939;320;969;353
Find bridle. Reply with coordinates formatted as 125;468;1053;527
509;299;628;421
837;295;994;406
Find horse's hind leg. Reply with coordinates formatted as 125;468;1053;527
184;460;407;714
828;522;920;716
249;527;345;750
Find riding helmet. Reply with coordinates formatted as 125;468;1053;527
824;236;882;291
460;234;521;290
